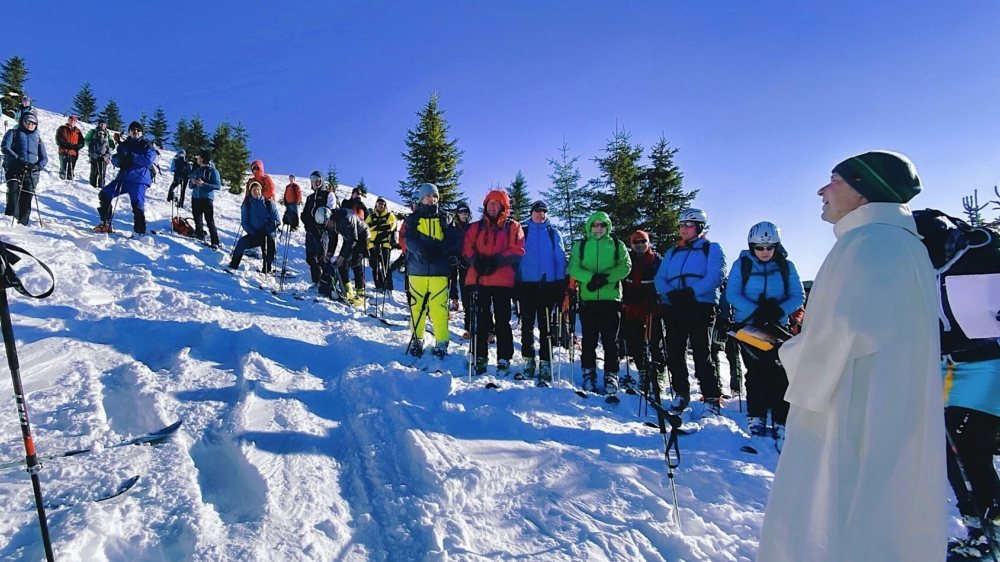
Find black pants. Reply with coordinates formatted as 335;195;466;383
168;176;188;206
623;311;666;372
90;157;108;188
337;251;365;292
713;323;743;393
305;228;331;283
371;246;393;290
664;303;720;401
738;340;789;425
231;232;276;271
475;286;514;361
4;170;38;225
191;198;220;246
946;406;1000;520
520;281;560;361
580;300;622;372
450;265;470;330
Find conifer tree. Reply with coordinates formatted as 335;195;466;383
327;166;340;199
356;177;368;196
398;92;464;205
138;112;149;133
541;141;589;244
71;82;98;122
173;118;189;151
507;170;531;223
212;121;251;193
0;56;29;117
148;107;169;148
591;128;643;240
99;99;123;131
638;136;697;249
176;115;211;158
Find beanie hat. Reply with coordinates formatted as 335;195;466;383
455;202;471;213
417;183;439;200
198;149;213;162
97;118;106;125
128;120;143;132
832;150;921;204
631;230;650;243
531;200;548;213
376;196;386;204
310;170;323;179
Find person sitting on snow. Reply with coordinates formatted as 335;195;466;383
229;182;280;272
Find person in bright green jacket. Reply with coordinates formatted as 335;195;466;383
567;211;632;395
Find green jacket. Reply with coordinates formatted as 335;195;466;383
567;211;631;302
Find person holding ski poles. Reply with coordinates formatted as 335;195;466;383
463;190;525;376
229;182;280;272
621;230;665;395
93;121;157;236
166;149;190;206
516;200;566;386
301;171;337;285
366;196;397;291
567;211;631;395
1;111;47;225
281;175;302;230
725;221;804;454
654;208;726;415
85;119;115;188
55;115;84;181
758;151;945;562
403;183;461;358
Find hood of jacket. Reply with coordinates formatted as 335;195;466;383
250;160;266;179
584;211;613;240
482;190;511;226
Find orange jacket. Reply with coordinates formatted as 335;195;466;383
462;190;525;288
245;160;276;200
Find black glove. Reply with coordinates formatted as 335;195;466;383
754;298;785;325
118;153;133;169
476;255;498;276
30;163;41;172
586;273;609;292
666;287;695;305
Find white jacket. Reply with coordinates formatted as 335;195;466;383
758;203;946;562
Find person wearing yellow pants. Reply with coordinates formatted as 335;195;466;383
402;183;462;358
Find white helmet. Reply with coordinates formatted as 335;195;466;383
748;221;781;245
313;206;331;226
679;208;707;224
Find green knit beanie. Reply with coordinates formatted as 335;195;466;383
832;150;922;203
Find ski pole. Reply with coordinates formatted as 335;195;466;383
279;225;292;293
0;244;55;562
9;170;26;227
27;173;44;228
946;427;1000;561
652;400;683;531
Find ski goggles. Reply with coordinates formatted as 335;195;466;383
679;221;700;228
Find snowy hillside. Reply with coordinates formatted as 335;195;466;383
0;109;963;561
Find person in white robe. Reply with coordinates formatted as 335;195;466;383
757;150;946;562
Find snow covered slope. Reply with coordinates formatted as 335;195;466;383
0;108;965;561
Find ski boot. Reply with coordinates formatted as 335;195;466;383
536;360;552;388
620;373;637;393
741;417;772;454
431;341;448;358
496;358;511;377
515;357;536;380
474;356;488;376
407;337;424;358
581;368;598;393
604;371;620;396
93;221;113;233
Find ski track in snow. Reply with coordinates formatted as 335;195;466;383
0;108;977;561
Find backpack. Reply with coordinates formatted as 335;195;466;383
913;209;1000;355
171;216;195;237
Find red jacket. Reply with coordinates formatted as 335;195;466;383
282;182;302;205
462;190;525;288
56;125;84;156
245;160;276;200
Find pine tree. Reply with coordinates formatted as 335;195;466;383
173;118;189;151
591;128;643;240
507;171;531;223
138;112;149;133
71;82;98;122
212;121;251;193
148;107;169;148
541;141;589;244
398;92;464;205
638;136;697;250
0;56;29;117
327;166;340;199
176;115;211;159
356;177;368;196
99;99;124;131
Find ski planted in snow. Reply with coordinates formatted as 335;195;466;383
43;475;141;510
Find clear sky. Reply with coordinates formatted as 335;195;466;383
7;0;999;278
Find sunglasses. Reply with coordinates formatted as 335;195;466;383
679;221;699;228
753;244;776;252
591;222;607;228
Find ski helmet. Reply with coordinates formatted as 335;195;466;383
679;208;707;225
313;205;331;226
748;221;781;245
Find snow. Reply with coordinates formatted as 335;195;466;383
0;108;963;561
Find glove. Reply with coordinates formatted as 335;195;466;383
666;287;695;305
586;273;609;292
30;163;41;172
476;255;499;276
754;298;785;325
118;153;133;169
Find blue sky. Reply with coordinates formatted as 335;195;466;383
7;1;999;278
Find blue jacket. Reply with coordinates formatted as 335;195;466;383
188;163;222;200
111;137;157;189
2;125;48;172
241;195;280;236
404;202;462;277
518;219;566;283
725;249;805;324
654;236;726;305
169;155;190;179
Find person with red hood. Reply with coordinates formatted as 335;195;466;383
56;115;85;180
463;189;526;376
244;160;275;201
621;230;666;395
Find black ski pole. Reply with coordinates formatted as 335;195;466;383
467;285;479;383
279;225;292;293
652;400;683;531
946;428;1000;561
0;245;55;562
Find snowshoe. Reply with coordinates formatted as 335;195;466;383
407;338;424;358
668;395;690;414
514;358;536;381
431;341;448;358
496;359;511;377
740;417;770;454
581;368;598;394
535;379;551;388
93;222;113;233
621;373;638;395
